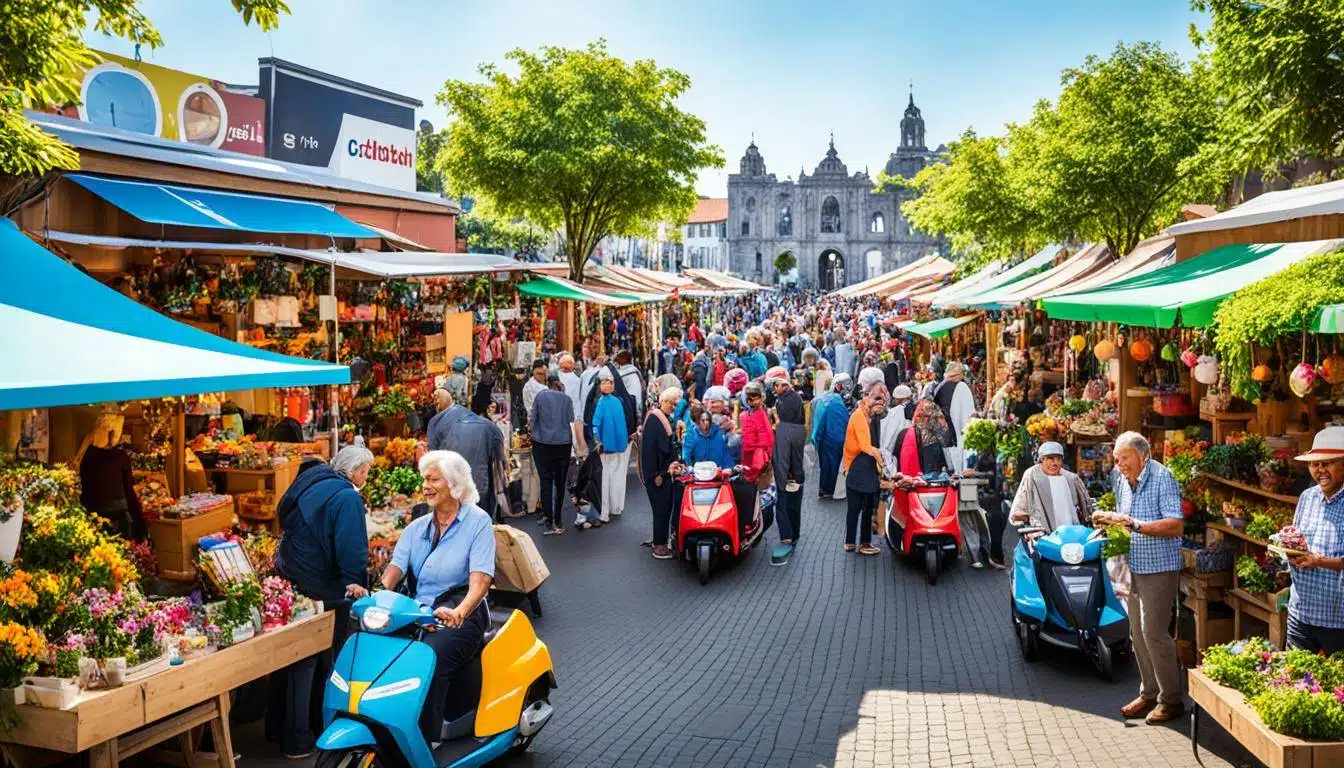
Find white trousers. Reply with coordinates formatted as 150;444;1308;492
600;447;631;521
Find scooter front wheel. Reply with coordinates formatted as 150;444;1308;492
1093;639;1115;681
924;546;939;585
697;541;712;585
315;748;377;768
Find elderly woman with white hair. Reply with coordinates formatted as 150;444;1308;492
380;450;497;741
269;444;373;758
642;387;686;559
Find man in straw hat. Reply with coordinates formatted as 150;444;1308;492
1284;426;1344;655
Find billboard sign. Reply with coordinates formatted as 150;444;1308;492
66;51;265;155
259;58;420;191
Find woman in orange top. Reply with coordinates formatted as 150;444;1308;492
842;385;887;555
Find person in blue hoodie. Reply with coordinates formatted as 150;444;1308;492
810;373;854;499
739;341;768;380
267;446;372;759
583;368;630;529
684;407;732;468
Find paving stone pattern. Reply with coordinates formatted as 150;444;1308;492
237;469;1262;768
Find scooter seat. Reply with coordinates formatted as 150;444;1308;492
483;607;512;645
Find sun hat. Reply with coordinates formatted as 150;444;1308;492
944;362;967;379
1296;426;1344;462
1038;442;1065;458
765;366;790;382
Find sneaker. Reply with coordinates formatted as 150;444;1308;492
652;545;674;560
770;543;794;565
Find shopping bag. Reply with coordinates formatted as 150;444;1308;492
833;467;848;500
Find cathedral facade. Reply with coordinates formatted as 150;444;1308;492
726;94;944;289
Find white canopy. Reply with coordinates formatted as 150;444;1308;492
1166;179;1344;236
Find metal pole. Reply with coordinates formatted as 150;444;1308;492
329;255;340;459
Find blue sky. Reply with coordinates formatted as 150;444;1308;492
88;0;1204;196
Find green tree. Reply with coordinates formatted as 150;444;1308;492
1028;41;1222;257
891;129;1045;275
773;250;797;274
437;40;723;283
1;0;288;175
458;199;548;256
1192;0;1344;178
416;128;448;193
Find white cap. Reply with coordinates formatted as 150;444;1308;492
892;385;913;400
1038;441;1065;458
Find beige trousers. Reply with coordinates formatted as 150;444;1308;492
1126;570;1183;705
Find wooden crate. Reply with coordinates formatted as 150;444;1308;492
1190;668;1344;768
146;500;235;579
1;612;333;754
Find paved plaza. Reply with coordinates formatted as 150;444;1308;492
238;471;1261;768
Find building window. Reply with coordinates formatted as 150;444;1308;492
701;224;711;237
742;219;750;236
870;212;885;233
820;196;841;233
777;204;792;236
718;222;726;238
755;251;762;274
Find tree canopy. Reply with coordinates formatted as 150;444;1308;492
0;0;288;176
894;130;1045;276
1192;0;1344;178
896;41;1222;268
436;40;722;282
773;250;797;275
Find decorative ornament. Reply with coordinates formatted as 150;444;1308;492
1129;338;1153;362
1180;349;1198;369
1194;355;1220;385
1068;335;1087;354
1321;354;1344;386
1093;340;1117;362
1251;363;1273;383
1290;362;1316;398
1160;342;1179;362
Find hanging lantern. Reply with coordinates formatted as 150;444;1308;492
1129;338;1154;362
1321;354;1344;385
1160;342;1179;362
1094;340;1117;362
1068;334;1087;354
1251;363;1274;383
1290;362;1317;398
1194;355;1220;385
1180;349;1199;369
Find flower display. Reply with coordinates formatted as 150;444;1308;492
0;621;46;689
1203;640;1344;740
261;576;295;629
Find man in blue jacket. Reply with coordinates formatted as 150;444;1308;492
269;449;371;758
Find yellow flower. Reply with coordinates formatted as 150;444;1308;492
0;571;38;610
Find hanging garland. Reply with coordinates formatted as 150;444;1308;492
1212;248;1344;402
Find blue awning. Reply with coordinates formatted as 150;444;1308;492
0;219;349;410
66;173;379;238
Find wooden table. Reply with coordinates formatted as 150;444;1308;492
207;459;300;499
1;611;334;768
1179;569;1233;662
1226;587;1289;649
1190;668;1344;768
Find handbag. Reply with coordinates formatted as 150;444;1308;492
834;465;848;500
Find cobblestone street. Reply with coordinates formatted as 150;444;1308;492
239;470;1261;768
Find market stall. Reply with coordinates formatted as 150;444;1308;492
0;219;350;766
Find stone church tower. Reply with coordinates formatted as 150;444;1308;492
726;93;944;289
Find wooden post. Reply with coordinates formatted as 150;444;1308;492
168;403;186;499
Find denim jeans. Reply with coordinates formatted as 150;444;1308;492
1287;614;1344;656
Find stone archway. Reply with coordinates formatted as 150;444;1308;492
819;249;845;291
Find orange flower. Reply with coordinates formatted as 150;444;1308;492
0;571;38;611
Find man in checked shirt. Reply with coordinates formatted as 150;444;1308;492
1285;427;1344;655
1094;431;1186;724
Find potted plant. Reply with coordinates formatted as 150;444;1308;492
0;621;45;705
1257;450;1295;494
213;578;264;647
372;387;415;437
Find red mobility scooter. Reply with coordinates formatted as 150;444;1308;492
676;461;774;584
885;473;963;585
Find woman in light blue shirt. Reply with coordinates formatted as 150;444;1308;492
380;450;496;741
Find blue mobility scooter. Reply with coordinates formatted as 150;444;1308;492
317;590;557;768
1010;523;1130;679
